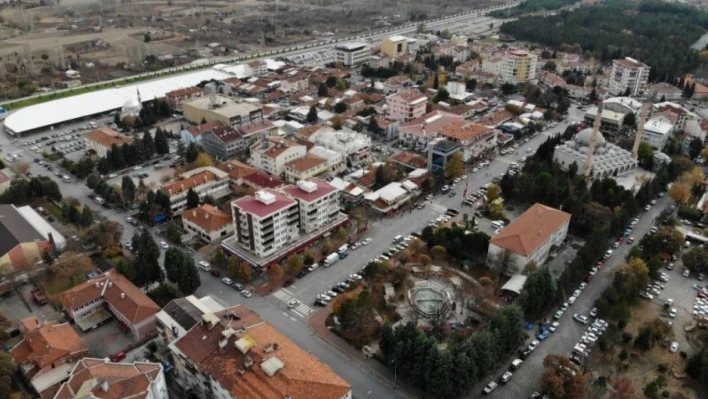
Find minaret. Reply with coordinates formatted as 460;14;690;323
632;103;651;159
583;104;604;178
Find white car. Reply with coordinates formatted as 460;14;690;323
221;277;233;285
568;296;577;305
574;314;589;324
160;241;169;249
572;290;582;298
670;342;679;352
349;274;363;281
483;381;498;394
362;238;372;245
240;289;252;298
317;294;332;301
549;321;560;332
350;242;361;250
288;300;300;309
198;260;210;268
500;371;513;383
590;307;598;317
669;308;677;318
527;340;540;351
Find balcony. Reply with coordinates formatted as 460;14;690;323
261;231;274;241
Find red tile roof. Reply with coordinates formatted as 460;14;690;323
490;203;571;256
84;127;133;148
54;358;162;399
182;204;232;233
187;121;227;137
11;319;87;370
163;169;225;196
242;171;284;189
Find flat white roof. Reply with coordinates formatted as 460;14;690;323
5;68;231;134
388;35;407;42
336;42;369;51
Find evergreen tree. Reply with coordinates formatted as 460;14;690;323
317;82;329;97
142;131;156;158
186;188;200;210
133;231;163;287
122;176;136;205
433;73;439;89
306;105;319;123
178;255;200;295
154;129;170;155
122;143;137;166
185;143;200;163
368;116;380;133
79;206;94;227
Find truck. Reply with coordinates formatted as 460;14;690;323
324;253;339;267
31;287;48;305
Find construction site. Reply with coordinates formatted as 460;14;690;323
0;0;503;101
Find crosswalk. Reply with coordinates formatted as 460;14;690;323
272;288;314;318
431;201;448;213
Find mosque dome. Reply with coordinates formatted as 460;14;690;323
574;128;606;147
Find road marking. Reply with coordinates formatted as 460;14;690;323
431;202;447;213
290;316;297;322
282;312;289;317
292;309;306;318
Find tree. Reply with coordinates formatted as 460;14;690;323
228;257;253;283
540;354;589;399
142;131;156;158
612;378;637;399
186;188;200;210
368;116;380;133
434;88;450;103
444;152;464;179
154;129;170;155
79;206;94;227
334;102;348;114
286;254;304;276
433;73;440;89
683;248;708;273
306;105;319;123
164;247;200;294
688;138;704;160
269;264;284;286
321;239;334;255
375;165;390;188
52;252;94;283
486;184;502;202
122;176;136;205
637;141;654;170
318;82;329;97
668;181;692;205
132;230;163;287
518;267;557;314
194;152;214;168
700;146;708;161
185;143;200;163
623;111;636;127
337;227;349;242
430;245;447;262
466;79;477;91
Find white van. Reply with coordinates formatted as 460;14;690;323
338;244;349;255
62;175;71;183
393;235;403;243
491;221;505;230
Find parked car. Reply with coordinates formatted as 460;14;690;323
573;314;589;324
222;277;233;285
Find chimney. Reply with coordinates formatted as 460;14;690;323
120;293;125;299
101;379;109;392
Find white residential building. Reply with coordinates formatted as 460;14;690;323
499;50;538;83
181;204;234;243
487;203;571;271
161;167;230;214
311;127;371;166
334;42;370;66
642;116;674;150
309;145;345;173
281;179;340;234
249;137;307;177
438;120;498;162
608;57;651;96
231;189;300;258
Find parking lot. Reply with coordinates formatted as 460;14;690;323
286;50;334;66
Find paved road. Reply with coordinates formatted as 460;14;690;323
481;189;673;399
0;2;520;110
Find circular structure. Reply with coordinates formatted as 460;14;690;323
574;127;606;148
121;97;142;118
408;280;453;319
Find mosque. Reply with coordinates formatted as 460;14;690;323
553;128;638;180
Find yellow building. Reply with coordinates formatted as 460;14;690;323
381;35;409;58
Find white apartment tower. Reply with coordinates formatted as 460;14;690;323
334;42;370;66
609;57;651;96
281;179;340;234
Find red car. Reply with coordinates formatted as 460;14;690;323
596;261;603;269
110;351;126;362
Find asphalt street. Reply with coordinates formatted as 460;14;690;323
0;104;587;398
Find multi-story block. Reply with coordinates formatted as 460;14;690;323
499;50;538;83
201;120;276;160
167;306;352;399
642;116;674;150
183;95;263;127
438;120;498;162
249;137;307;177
281;179;339;234
334;42;370;66
156;295;225;345
311;127;371;167
162;167;230;214
84;127;133;158
231;189;301;259
284;154;328;183
609;57;650;96
380;35;409;58
398;110;462;150
385;89;427;122
165;87;202;110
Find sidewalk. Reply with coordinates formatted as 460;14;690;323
308;304;424;399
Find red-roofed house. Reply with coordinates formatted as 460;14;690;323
399;110;463;150
161;166;230;213
11;317;88;397
438;120;497;161
166;86;202;110
57;270;161;340
182;204;234;243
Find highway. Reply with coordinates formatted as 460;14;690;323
0;2;520;110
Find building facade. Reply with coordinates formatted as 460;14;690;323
83;127;133;158
281;179;340;234
284;154;328;183
608;57;651;96
249;137;308;177
334;42;370;66
385;90;428;122
438;120;498;162
182;204;234;242
162;167;230;214
380;35;408;58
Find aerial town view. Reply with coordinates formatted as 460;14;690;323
2;0;708;397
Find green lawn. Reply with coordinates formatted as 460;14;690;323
42;274;83;296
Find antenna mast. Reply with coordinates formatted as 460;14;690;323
583;104;603;178
632;103;651;159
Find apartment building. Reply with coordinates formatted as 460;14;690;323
167;306;352;399
642;116;674;150
309;145;345;174
166;86;202;110
311;127;371;167
281;179;340;234
183;96;264;127
488;203;571;271
180;121;226;145
54;358;168;399
385;89;427;122
249;137;308;177
398;110;463;150
334;42;370;66
182;204;234;243
438;120;498;162
284;154;328;183
57;270;161;340
201;120;276;160
608;57;651;96
380;35;409;58
83;127;133;158
162;167;230;214
499;50;538;83
11;317;88;397
231;189;300;259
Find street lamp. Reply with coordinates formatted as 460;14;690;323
391;357;397;391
